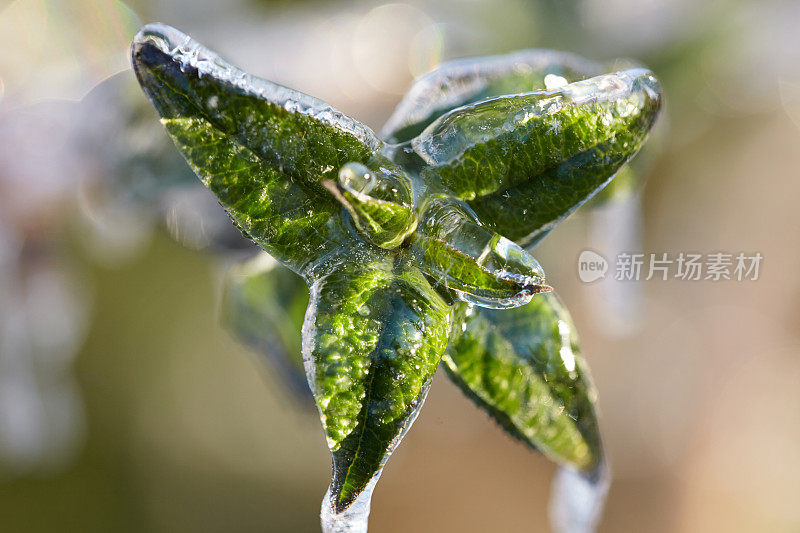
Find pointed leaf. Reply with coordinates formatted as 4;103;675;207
444;292;602;471
382;50;601;143
414;195;550;308
131;23;382;272
221;254;309;398
305;255;451;511
411;68;662;247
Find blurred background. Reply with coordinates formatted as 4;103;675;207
1;0;799;531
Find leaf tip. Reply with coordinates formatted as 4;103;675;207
527;283;554;295
131;23;175;70
132;22;185;52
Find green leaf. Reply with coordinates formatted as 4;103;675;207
323;159;417;250
382;50;601;143
411;68;662;247
130;23;382;273
443;292;602;472
306;255;450;511
160;115;355;273
413;195;550;308
221;254;309;398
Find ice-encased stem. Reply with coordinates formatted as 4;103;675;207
320;476;378;533
548;463;610;533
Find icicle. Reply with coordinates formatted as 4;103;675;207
320;476;379;533
549;462;610;533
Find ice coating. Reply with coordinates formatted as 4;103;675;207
338;162;378;195
412;68;661;167
302;257;450;514
414;196;550;309
381;49;602;142
132;23;385;276
549;464;610;533
324;161;418;250
133;23;383;153
321;477;377;533
443;293;603;471
320;377;429;533
400;66;661;249
336;161;414;207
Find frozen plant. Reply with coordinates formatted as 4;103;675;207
131;23;661;533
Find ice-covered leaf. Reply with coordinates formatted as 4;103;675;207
444;292;602;471
159;115;358;273
413;195;550;309
323;159;417;250
130;23;382;273
305;255;450;511
382;50;601;143
411;68;662;247
221;254;309;398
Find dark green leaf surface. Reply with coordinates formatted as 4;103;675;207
162;115;358;273
221;254;309;398
444;292;602;471
306;256;450;510
413;195;549;308
412;69;662;247
131;24;382;273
